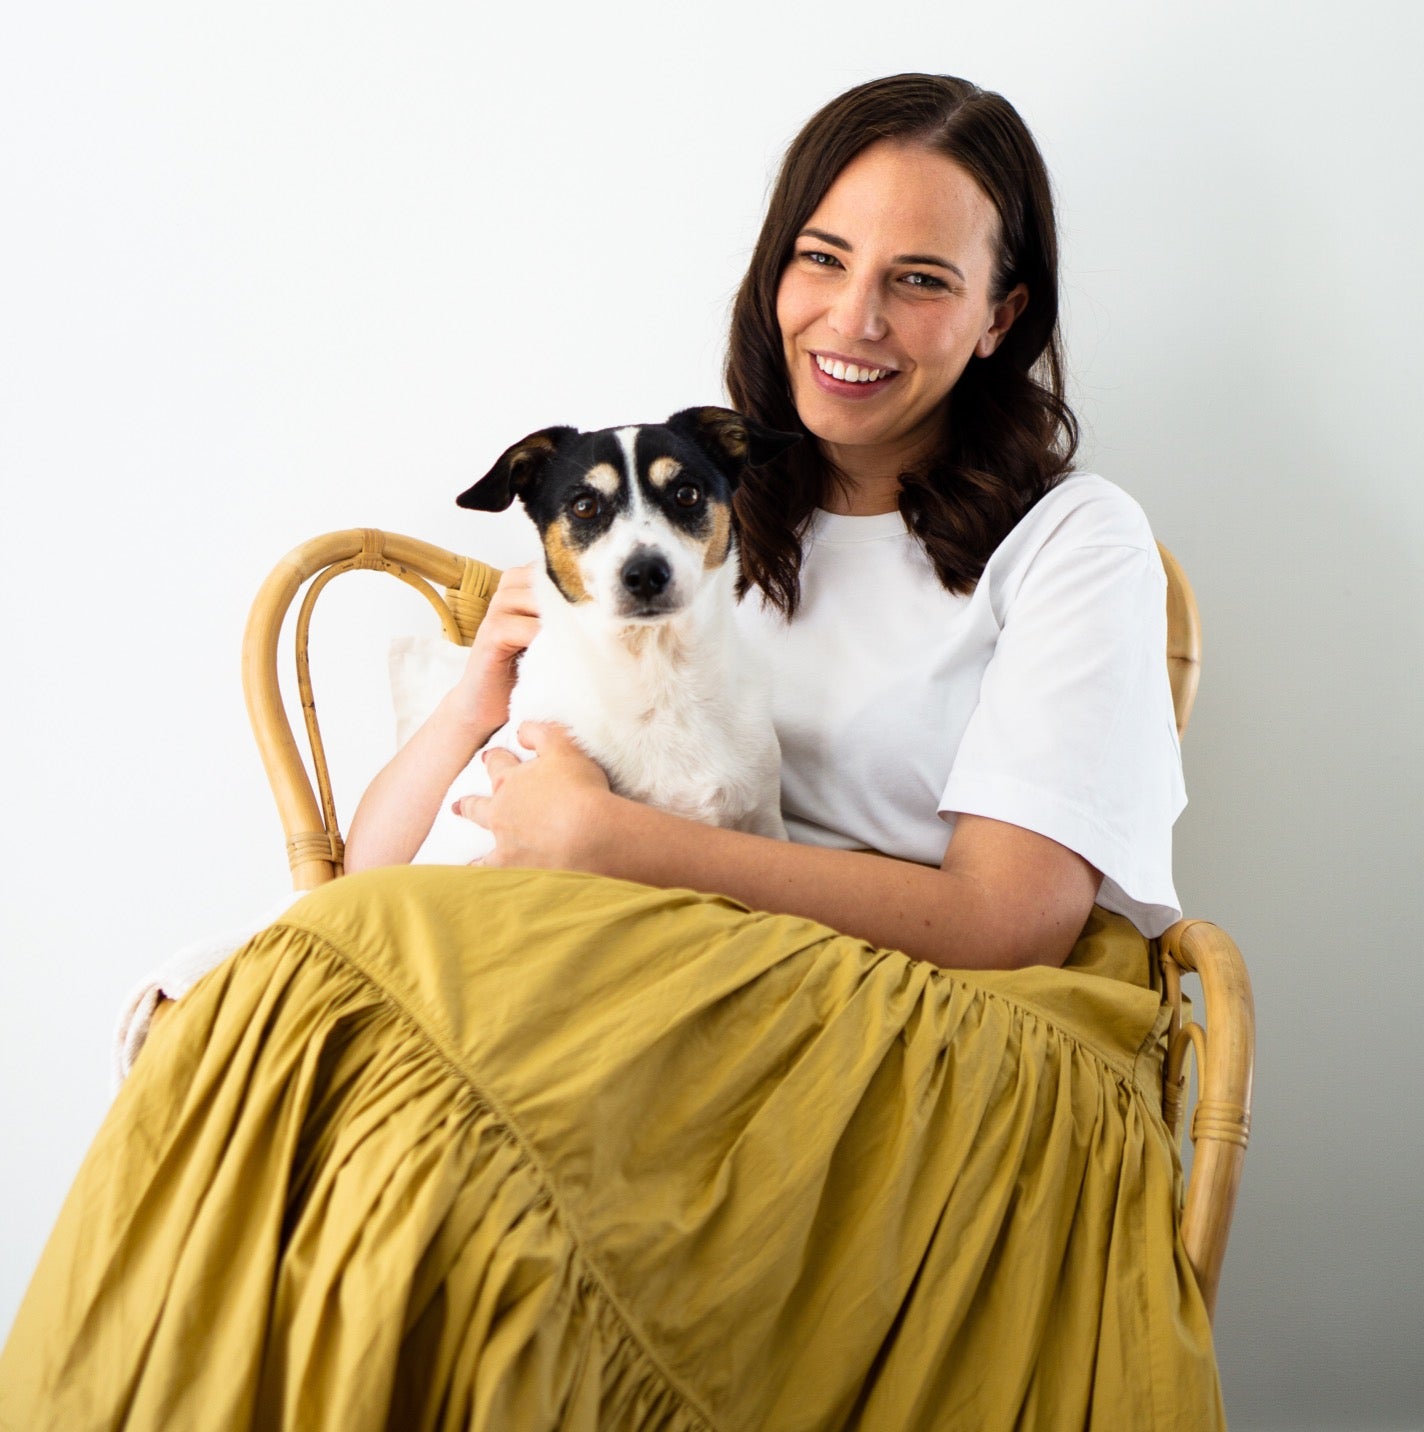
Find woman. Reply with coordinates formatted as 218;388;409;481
1;75;1223;1429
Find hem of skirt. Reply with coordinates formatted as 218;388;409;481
267;916;723;1432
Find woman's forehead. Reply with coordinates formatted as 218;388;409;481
805;140;1000;268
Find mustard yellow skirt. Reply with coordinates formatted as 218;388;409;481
2;867;1222;1430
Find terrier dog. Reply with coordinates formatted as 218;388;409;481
442;406;796;855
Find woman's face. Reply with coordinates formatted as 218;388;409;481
776;140;1027;483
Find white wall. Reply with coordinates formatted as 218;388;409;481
3;3;1421;1427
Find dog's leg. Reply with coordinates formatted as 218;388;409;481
739;797;788;842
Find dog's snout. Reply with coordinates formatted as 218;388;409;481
621;551;671;599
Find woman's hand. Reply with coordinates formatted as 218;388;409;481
452;564;541;738
454;722;613;870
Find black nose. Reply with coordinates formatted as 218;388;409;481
621;552;671;599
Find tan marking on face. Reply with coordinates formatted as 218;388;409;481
703;501;733;570
582;462;620;497
648;456;683;489
542;520;591;603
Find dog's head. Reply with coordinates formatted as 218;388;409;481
457;407;798;622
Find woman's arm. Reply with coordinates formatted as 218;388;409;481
345;565;539;872
461;723;1101;971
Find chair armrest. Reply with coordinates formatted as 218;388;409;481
241;529;500;891
1158;917;1256;1322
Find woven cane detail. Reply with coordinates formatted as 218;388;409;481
1191;1099;1251;1149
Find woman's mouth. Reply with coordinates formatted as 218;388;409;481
809;352;898;398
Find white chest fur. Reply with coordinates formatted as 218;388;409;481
509;564;784;834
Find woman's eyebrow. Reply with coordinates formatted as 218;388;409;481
797;228;967;283
896;252;967;282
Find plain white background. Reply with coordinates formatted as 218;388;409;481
3;2;1421;1427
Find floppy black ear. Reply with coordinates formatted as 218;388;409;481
457;425;579;511
665;406;800;483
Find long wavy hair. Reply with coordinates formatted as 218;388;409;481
726;73;1079;614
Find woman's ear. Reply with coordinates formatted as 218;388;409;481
975;282;1030;359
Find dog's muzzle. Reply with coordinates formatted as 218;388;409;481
618;548;678;617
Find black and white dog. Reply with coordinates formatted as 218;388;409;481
452;405;796;843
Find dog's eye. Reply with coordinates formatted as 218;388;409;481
673;483;702;508
570;493;602;520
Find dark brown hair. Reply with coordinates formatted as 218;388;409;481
726;73;1079;614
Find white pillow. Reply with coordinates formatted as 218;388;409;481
387;634;494;865
388;633;469;747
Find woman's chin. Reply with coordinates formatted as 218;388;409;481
793;392;893;451
793;404;937;474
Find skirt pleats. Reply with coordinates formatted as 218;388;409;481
1;866;1222;1430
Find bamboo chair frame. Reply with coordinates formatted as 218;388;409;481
241;529;499;890
241;528;1254;1322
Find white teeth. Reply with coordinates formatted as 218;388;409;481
816;355;888;383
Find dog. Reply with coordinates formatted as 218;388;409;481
441;405;797;855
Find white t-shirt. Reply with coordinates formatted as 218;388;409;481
734;473;1186;937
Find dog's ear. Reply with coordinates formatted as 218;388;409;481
457;426;579;512
665;406;801;483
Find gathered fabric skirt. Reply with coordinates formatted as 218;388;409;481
2;867;1222;1430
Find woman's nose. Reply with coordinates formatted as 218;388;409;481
828;274;887;343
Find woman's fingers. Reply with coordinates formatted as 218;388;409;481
482;747;521;788
470;565;541;665
456;565;542;736
515;721;573;756
451;749;521;829
496;614;541;651
447;723;609;870
490;563;538;614
451;792;491;826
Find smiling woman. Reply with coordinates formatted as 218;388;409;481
729;73;1076;614
776;142;1027;505
1;72;1223;1432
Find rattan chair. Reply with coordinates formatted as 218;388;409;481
241;528;1254;1322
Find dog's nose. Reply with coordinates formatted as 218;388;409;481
621;552;671;599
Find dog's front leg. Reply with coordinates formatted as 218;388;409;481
738;795;788;842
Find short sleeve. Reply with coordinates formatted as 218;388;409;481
939;492;1187;936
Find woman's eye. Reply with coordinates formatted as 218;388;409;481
902;271;948;290
673;484;702;508
797;248;840;269
570;494;601;520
